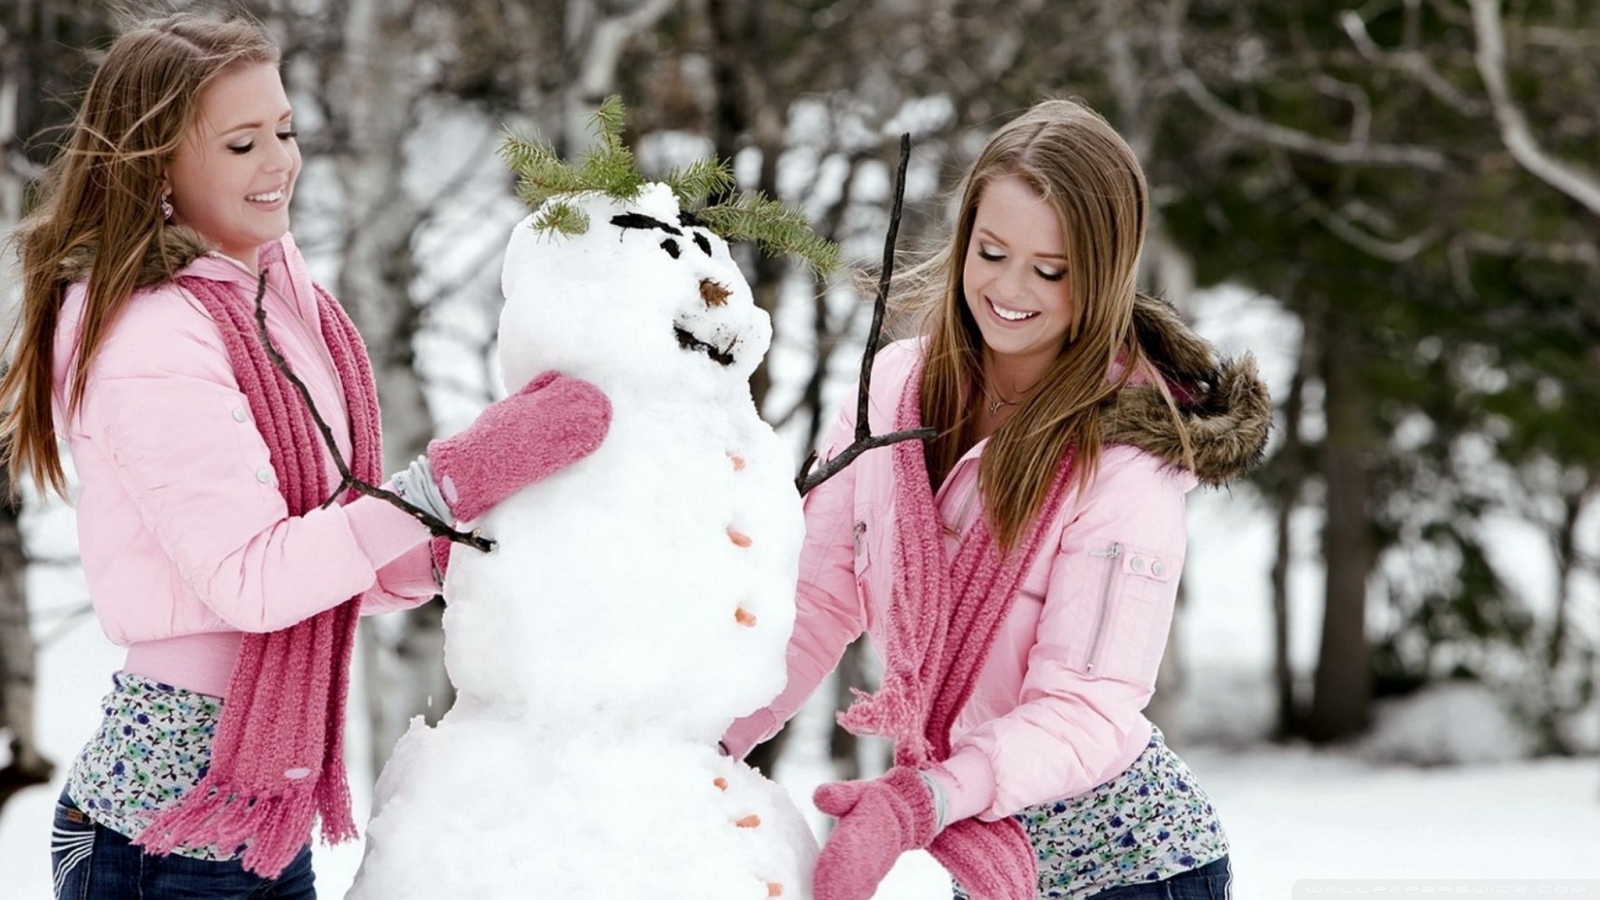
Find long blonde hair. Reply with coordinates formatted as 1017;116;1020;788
903;99;1178;551
0;12;279;498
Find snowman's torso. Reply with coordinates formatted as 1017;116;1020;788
443;383;803;736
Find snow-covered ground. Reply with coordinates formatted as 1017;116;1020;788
6;630;1598;899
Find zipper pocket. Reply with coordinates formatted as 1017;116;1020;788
1084;543;1122;673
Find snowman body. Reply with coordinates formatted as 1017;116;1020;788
348;184;815;900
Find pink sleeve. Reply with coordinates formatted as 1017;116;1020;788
81;298;432;634
947;450;1191;820
359;540;441;616
723;399;866;758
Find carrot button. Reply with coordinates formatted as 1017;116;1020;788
734;608;757;627
735;814;761;828
728;528;752;547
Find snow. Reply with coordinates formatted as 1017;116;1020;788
346;183;816;899
10;632;1597;900
1359;682;1536;766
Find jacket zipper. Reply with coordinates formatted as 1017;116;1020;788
1085;543;1122;672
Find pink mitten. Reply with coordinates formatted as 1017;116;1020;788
428;371;611;523
430;534;453;580
929;817;1038;900
812;767;938;900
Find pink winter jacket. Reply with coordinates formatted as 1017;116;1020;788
727;339;1201;824
52;233;437;699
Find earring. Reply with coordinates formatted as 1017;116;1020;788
160;193;174;222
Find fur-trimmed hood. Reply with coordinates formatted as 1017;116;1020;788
56;225;214;287
1103;293;1272;487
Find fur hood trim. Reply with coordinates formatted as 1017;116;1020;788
1103;294;1273;487
56;225;214;287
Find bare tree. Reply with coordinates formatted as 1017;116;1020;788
0;0;114;813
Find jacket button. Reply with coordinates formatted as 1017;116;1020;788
232;408;248;422
1151;560;1166;578
255;468;272;484
1130;556;1145;573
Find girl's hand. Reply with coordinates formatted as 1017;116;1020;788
812;767;938;900
427;371;611;523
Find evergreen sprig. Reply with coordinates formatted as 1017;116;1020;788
696;192;842;276
664;158;735;210
533;200;589;236
499;96;840;273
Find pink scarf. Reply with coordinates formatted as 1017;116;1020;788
839;367;1071;895
133;274;381;877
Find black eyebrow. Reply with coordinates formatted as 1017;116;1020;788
611;213;683;236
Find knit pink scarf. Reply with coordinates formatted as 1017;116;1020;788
839;367;1071;897
133;274;381;878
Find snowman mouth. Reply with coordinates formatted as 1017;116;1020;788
674;325;735;367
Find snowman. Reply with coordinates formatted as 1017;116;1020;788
345;172;822;899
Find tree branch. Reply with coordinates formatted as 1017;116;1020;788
1299;193;1443;262
250;274;494;553
1470;0;1600;218
1339;10;1487;117
1159;0;1448;170
796;134;934;495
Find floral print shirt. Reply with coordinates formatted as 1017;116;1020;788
65;672;231;860
956;727;1229;899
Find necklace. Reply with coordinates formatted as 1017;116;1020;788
980;380;1021;415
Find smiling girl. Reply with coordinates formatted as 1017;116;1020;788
722;100;1272;900
1;12;609;898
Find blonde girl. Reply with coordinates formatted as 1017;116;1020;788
723;99;1271;900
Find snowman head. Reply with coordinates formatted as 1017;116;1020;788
498;183;771;396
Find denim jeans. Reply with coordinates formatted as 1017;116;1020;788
1085;856;1232;900
51;789;316;900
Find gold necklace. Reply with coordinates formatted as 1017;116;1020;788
981;380;1021;415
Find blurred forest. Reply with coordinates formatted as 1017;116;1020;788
1;0;1597;811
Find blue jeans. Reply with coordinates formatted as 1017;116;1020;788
51;789;316;899
1085;856;1232;900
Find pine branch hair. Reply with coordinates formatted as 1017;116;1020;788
0;11;279;497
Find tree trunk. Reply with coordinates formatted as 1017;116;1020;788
561;0;677;154
1305;310;1373;744
0;468;52;814
1270;332;1309;739
330;0;445;775
703;0;789;414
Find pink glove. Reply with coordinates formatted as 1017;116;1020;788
812;767;938;900
930;817;1038;900
428;371;610;523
